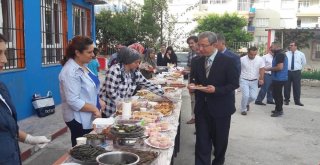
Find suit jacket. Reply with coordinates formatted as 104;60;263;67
223;49;241;77
193;52;239;118
0;82;21;164
157;52;166;66
189;55;201;83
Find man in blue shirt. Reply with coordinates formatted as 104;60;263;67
265;41;288;117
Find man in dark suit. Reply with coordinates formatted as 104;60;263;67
216;33;241;77
188;31;239;165
156;44;167;66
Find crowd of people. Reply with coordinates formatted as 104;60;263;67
0;29;307;165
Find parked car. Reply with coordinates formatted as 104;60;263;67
176;52;188;68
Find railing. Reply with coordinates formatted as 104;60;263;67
247;26;255;32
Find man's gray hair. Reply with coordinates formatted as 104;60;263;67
217;33;225;43
198;31;218;44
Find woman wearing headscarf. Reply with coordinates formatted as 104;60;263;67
99;47;164;117
140;48;156;79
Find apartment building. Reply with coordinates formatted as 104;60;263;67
198;0;320;44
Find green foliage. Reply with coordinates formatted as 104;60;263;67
302;69;320;80
139;0;166;47
95;0;171;49
95;9;139;46
275;30;314;50
193;13;253;46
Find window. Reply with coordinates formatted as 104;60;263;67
311;40;320;60
280;18;293;28
41;0;67;65
73;5;91;36
281;0;295;9
210;0;226;4
238;0;250;11
298;0;310;8
255;18;269;27
201;0;208;4
300;17;318;27
255;36;268;43
0;0;25;70
254;0;270;9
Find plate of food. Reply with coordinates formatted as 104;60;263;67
189;84;208;90
153;101;174;116
69;144;107;165
145;136;174;150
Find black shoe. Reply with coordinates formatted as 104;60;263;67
295;102;304;106
267;101;275;104
246;105;250;111
271;111;283;117
241;111;247;115
284;101;289;105
255;101;266;105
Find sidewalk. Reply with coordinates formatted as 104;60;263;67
19;71;107;162
18;105;68;161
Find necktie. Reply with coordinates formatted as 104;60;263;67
205;58;212;78
291;51;295;70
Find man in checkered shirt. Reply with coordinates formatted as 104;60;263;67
99;47;164;117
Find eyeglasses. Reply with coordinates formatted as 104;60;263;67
198;44;212;48
289;45;295;47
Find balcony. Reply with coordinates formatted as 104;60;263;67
85;0;107;4
297;5;320;17
247;26;255;32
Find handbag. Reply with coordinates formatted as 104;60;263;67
32;91;55;117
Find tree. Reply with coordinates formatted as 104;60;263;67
193;13;253;47
95;9;140;49
95;0;171;50
275;30;314;49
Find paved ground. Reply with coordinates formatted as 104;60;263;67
22;85;320;165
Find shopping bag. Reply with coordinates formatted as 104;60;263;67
32;91;55;117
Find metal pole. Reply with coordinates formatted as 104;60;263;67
281;31;284;49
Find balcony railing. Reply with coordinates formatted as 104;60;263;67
247;26;255;32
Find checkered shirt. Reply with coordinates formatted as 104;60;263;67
99;64;164;117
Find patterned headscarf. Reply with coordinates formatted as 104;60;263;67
128;43;145;55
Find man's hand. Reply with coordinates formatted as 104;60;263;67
24;134;51;145
199;85;215;93
187;83;196;93
258;79;264;86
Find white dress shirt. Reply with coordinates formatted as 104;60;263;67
240;55;265;80
263;53;273;74
286;50;306;71
59;59;99;129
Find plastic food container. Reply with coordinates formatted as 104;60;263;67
93;118;115;134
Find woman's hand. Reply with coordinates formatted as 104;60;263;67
93;109;102;118
166;53;171;59
99;99;106;113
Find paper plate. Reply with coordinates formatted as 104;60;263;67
144;138;174;150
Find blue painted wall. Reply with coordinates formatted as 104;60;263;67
0;0;96;120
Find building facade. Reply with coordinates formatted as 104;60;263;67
197;0;320;43
0;0;102;120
